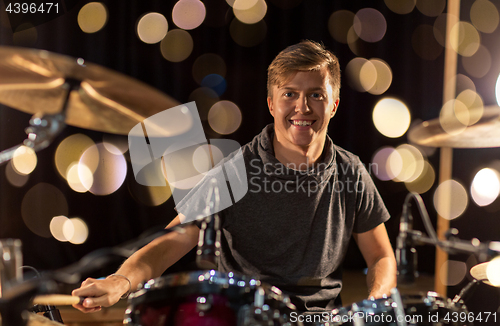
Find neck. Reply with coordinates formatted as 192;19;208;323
273;135;326;170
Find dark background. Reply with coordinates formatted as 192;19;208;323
0;0;499;322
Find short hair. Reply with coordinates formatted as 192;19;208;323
267;40;341;99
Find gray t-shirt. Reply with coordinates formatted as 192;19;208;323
176;124;390;311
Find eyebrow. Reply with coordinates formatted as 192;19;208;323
280;86;327;92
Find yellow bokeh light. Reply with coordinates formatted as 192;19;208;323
137;12;169;44
233;0;267;24
450;21;480;57
55;134;95;180
12;146;37;175
471;168;500;207
65;218;89;245
384;0;416;15
359;60;377;92
373;98;411;138
128;176;172;207
433;13;450;47
102;135;129;155
78;2;108;34
470;0;499;33
455;74;476;94
461;44;491;79
393;144;425;182
80;143;127;196
347;26;361;56
486;257;500;286
172;0;206;30
433;179;468;220
416;0;445;17
367;59;392;95
353;8;387;43
439;99;468;135
50;215;70;242
328;10;355;44
345;57;368;92
208;101;242;135
227;0;259;10
66;163;93;193
405;160;435;194
5;161;29;187
160;29;194;62
455;89;484;126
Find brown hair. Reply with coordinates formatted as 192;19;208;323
267;40;340;99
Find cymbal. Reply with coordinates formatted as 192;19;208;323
408;106;500;148
0;46;179;135
470;262;492;285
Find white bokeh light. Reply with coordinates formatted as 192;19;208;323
471;168;500;206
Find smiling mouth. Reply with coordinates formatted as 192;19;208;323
290;120;315;126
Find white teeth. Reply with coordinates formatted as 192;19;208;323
291;120;313;126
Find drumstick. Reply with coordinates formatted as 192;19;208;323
33;294;85;306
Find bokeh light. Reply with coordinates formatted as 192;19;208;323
162;141;205;190
353;8;387;43
80;143;127;195
208;101;242;135
21;183;68;238
55;134;95;180
193;144;224;174
471;168;500;207
172;0;206;30
137;13;169;44
230;18;267;47
393;144;425;182
433;13;450;47
412;24;443;61
78;2;108;34
455;89;484;126
373;98;411;138
5;161;29;187
66;163;93;193
102;134;129;155
367;59;392;95
160;29;194;62
328;10;355;44
470;0;499;33
12;146;37;175
372;147;401;181
189;87;220;120
63;218;89;245
486;257;500;286
439;99;468;135
201;74;227;96
128;177;172;207
192;54;227;84
439;260;467;286
233;0;267;24
450;21;480;57
405;161;436;194
346;57;369;92
455;74;476;94
461;44;491;79
433;179;468;220
227;0;259;10
384;0;416;15
50;215;69;242
416;0;445;17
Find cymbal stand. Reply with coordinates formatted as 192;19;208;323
0;78;82;165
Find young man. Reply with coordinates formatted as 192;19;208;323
72;40;396;313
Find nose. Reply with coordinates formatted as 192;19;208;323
295;95;311;114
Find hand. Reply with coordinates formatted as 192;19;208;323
71;275;130;313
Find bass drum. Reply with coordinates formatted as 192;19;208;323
123;270;299;326
329;291;471;326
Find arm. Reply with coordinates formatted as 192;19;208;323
71;215;199;312
352;223;397;299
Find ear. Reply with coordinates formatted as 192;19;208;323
331;98;340;118
267;97;274;117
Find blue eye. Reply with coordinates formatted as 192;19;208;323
311;93;324;99
284;92;293;97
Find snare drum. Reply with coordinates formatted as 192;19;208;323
123;270;299;326
329;291;470;326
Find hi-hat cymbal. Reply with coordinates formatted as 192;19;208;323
470;262;492;285
408;106;500;148
0;46;179;135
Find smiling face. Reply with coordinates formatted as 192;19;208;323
267;68;339;153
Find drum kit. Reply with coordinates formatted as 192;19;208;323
0;47;499;326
